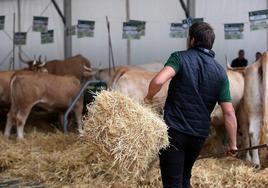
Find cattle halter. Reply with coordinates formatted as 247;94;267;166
197;143;268;160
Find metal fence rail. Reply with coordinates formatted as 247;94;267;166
63;80;105;134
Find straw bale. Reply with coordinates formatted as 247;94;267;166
81;90;169;181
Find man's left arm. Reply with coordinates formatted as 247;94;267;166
144;66;175;102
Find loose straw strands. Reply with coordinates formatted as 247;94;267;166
82;90;169;181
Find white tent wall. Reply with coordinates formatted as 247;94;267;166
0;0;64;70
72;0;186;68
1;0;267;70
0;0;17;70
195;0;268;67
127;0;186;66
72;0;127;68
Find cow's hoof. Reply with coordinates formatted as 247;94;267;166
16;137;25;141
253;164;261;170
3;133;10;139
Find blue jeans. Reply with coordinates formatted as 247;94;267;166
159;128;205;188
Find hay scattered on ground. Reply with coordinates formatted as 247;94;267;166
0;91;268;187
82;90;169;182
0;131;268;187
192;157;268;188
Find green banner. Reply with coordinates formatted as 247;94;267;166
41;30;54;44
249;9;268;31
224;23;244;40
123;20;146;39
33;16;48;32
0;16;5;30
169;23;187;38
14;32;27;45
77;20;95;38
182;18;204;28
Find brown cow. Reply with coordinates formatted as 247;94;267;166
4;71;84;139
19;54;93;82
0;71;15;108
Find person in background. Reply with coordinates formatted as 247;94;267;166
255;52;262;62
231;49;248;67
144;22;237;188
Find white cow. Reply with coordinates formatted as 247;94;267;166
240;51;268;167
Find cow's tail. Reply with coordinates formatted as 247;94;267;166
261;52;268;163
8;73;19;125
9;74;19;106
109;66;130;89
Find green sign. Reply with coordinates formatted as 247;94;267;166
77;20;95;38
0;16;5;30
249;9;268;31
123;20;146;39
224;23;244;40
182;18;204;28
33;16;48;32
169;23;187;38
14;32;27;45
41;30;54;44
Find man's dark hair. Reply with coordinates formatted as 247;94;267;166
239;49;245;54
189;22;215;49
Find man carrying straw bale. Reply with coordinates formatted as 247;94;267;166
144;22;237;188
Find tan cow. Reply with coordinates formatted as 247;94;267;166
207;70;245;154
0;71;15;108
4;71;84;139
0;64;49;107
110;68;169;112
111;67;245;155
94;62;163;88
239;52;268;167
20;54;93;82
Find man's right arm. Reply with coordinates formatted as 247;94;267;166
218;77;237;151
220;102;237;151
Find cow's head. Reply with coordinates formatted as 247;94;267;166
19;53;48;73
83;66;99;77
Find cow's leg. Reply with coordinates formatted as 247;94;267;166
4;105;16;138
16;107;31;140
236;103;251;161
4;111;14;138
213;125;225;153
248;114;261;167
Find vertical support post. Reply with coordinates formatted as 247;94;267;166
187;0;195;18
267;0;268;51
17;0;21;68
12;13;16;70
125;0;131;65
64;0;72;58
185;0;195;48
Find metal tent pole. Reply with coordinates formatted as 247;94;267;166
63;0;72;58
17;0;21;69
11;13;16;70
125;0;131;65
63;80;102;133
